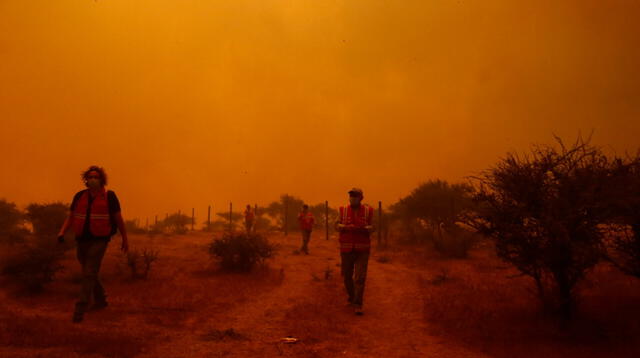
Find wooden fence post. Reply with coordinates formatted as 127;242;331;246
284;196;288;236
325;200;329;240
378;201;382;245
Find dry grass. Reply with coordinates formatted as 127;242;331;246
0;232;286;358
0;307;144;358
3;231;640;358
274;277;353;357
421;246;640;358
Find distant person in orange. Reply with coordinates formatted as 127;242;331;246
336;188;374;315
244;204;255;233
57;165;129;323
297;204;315;254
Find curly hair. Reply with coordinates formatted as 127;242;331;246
81;165;108;187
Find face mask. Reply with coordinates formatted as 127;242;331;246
349;196;362;206
87;178;101;189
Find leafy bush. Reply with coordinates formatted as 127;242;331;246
264;194;305;233
209;233;276;272
0;199;28;245
433;225;479;258
125;219;147;235
1;238;65;294
24;202;68;238
388;180;475;244
164;213;190;235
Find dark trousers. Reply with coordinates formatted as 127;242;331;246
76;239;108;305
341;250;370;306
301;230;312;253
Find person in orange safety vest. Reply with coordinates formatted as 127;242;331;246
244;204;255;233
57;165;129;323
335;187;374;315
297;204;315;254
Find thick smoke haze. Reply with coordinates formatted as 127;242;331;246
1;0;639;220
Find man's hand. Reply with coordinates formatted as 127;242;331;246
365;225;374;233
121;238;129;253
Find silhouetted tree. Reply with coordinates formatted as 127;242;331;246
0;199;27;244
125;219;147;235
265;194;305;233
24;202;68;238
250;207;274;232
389;180;476;255
467;136;610;318
2;201;67;294
164;213;191;234
602;153;640;277
309;203;338;232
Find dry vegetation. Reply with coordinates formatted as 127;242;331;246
1;138;639;357
0;227;639;358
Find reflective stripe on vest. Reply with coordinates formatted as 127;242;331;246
339;204;372;252
71;189;112;237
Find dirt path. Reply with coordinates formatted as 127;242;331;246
1;231;492;358
5;231;640;358
138;232;488;358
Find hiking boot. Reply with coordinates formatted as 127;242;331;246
72;303;87;323
354;306;364;316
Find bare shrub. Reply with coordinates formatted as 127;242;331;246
122;248;159;279
602;153;640;278
208;232;276;272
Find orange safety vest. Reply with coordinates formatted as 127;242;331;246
338;204;374;253
71;189;113;237
298;212;315;231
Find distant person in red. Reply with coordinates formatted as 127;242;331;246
336;188;374;315
57;166;129;323
297;204;315;254
244;204;255;233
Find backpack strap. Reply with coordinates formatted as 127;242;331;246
106;190;118;235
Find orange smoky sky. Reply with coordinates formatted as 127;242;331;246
1;0;639;221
